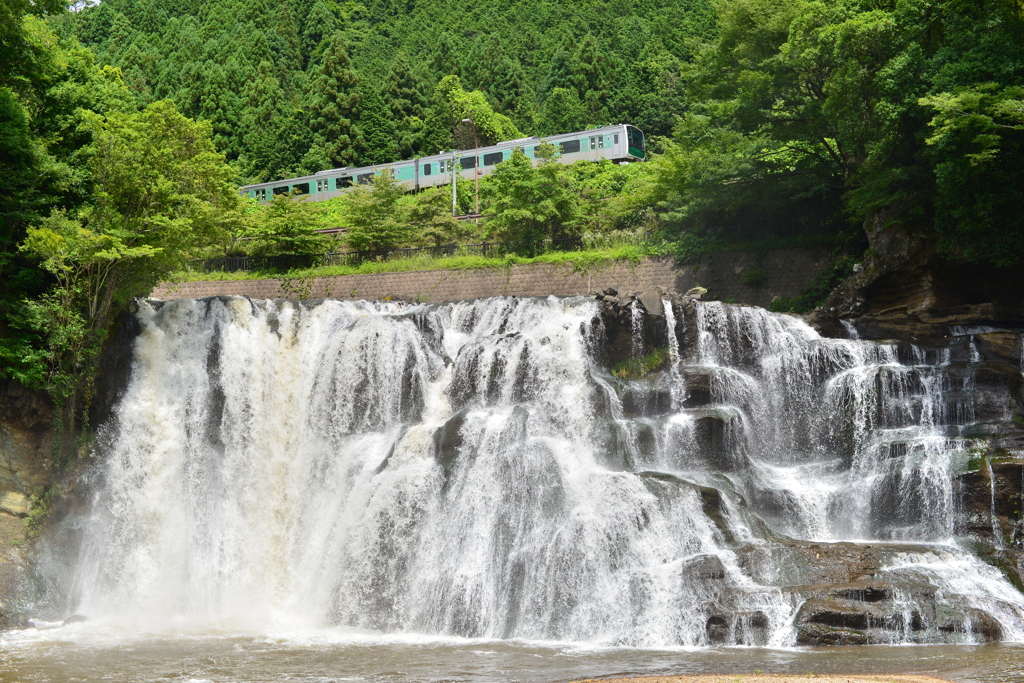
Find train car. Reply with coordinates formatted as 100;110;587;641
240;124;645;203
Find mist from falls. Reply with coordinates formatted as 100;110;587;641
59;295;1024;646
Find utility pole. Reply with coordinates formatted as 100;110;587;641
452;153;458;217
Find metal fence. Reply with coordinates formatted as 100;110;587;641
190;216;844;273
191;237;586;273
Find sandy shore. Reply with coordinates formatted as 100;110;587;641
572;676;949;683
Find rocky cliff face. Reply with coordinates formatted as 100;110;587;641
811;218;1024;341
0;380;55;628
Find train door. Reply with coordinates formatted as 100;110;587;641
612;129;622;158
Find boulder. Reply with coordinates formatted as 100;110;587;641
938;608;1003;642
637;291;664;317
796;623;868;646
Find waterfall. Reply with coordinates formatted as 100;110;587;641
55;295;1024;645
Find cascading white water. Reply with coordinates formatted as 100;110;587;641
57;295;1024;645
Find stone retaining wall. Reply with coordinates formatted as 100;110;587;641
152;248;833;305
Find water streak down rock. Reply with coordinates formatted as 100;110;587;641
36;295;1024;646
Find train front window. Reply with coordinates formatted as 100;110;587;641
627;127;645;156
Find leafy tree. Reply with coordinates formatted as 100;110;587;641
920;84;1024;265
482;144;579;255
2;14;135;389
344;169;410;251
18;99;241;453
409;187;473;247
421;75;521;155
250;192;328;255
615;39;687;138
61;100;242;323
657;0;1024;265
20;210;157;447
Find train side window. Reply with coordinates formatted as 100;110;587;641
598;136;605;149
559;139;581;154
273;186;289;195
590;136;596;150
483;152;503;166
461;157;476;170
293;182;309;195
336;177;352;189
357;173;373;185
262;189;267;200
423;163;432;176
614;133;619;144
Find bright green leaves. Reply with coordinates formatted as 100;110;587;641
482;145;580;256
920;85;1024;166
249;193;328;256
920;84;1024;265
22;211;159;283
422;76;522;155
409;188;470;248
84;99;242;272
344;169;413;251
655;0;1024;264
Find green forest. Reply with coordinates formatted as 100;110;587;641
2;0;1024;453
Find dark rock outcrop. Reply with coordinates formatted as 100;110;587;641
807;217;1024;342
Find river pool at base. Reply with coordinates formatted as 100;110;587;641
2;630;1024;683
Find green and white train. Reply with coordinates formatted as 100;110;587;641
241;124;646;202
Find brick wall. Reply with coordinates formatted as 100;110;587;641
152;248;833;305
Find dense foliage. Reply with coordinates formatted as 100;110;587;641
49;0;711;182
650;0;1024;264
1;0;244;456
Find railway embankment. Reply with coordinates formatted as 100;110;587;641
151;248;833;305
